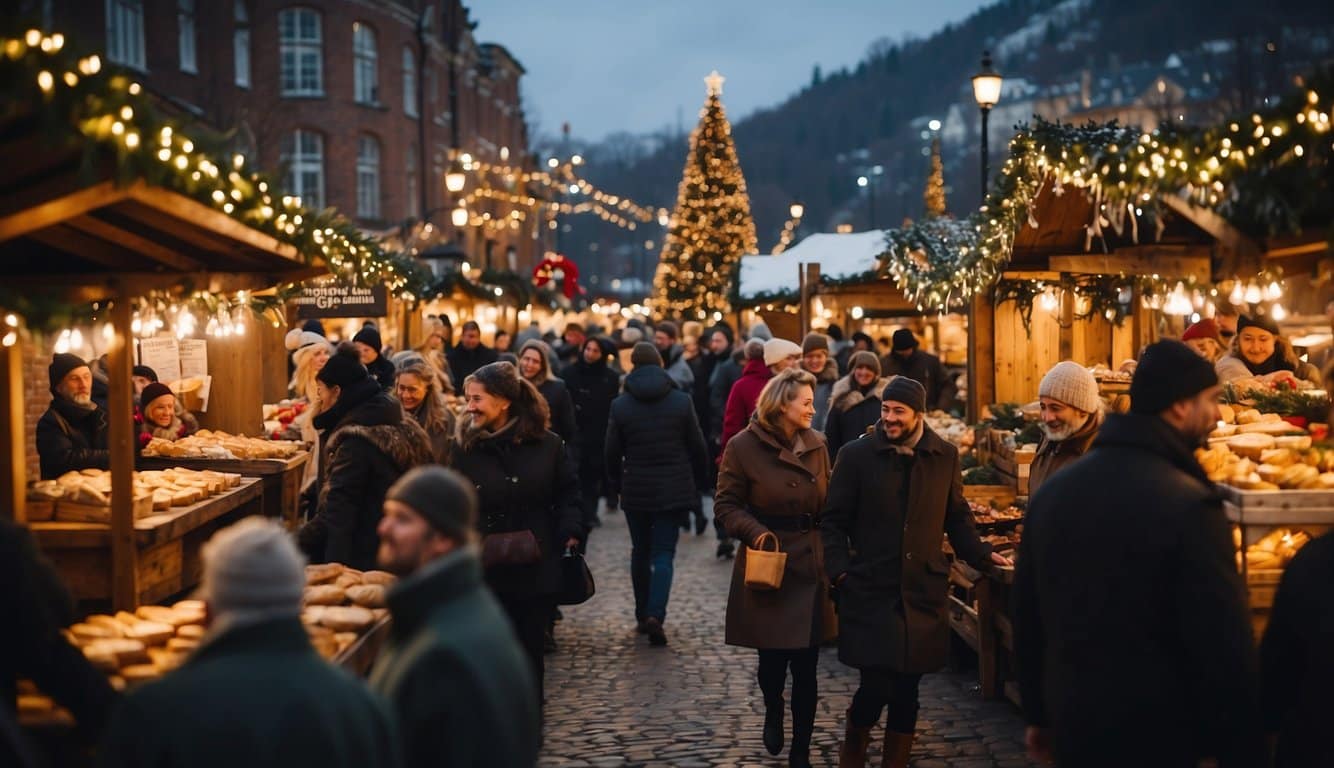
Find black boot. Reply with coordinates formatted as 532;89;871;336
763;694;785;756
789;694;815;768
717;540;735;560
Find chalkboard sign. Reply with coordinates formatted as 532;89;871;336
294;283;388;318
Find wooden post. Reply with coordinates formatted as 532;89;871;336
799;263;820;338
0;340;25;522
967;293;995;421
1058;289;1074;360
107;298;138;610
198;336;263;435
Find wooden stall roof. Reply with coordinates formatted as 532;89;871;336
0;125;324;298
1006;178;1261;279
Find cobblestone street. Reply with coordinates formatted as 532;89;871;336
541;500;1038;768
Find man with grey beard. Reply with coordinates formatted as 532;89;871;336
36;353;110;480
1026;361;1103;495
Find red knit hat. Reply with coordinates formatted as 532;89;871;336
1182;318;1222;344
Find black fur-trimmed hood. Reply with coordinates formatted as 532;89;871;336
327;417;435;472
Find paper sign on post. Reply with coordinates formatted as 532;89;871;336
138;337;181;385
178;339;209;381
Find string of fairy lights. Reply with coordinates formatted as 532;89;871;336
882;77;1333;317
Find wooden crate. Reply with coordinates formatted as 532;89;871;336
963;484;1017;507
947;560;1000;698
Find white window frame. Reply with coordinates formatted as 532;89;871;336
233;1;251;88
402;46;417;117
106;0;146;71
356;135;382;220
177;0;197;73
281;130;325;210
352;22;378;105
279;7;323;97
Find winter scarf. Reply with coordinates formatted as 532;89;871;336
829;375;893;414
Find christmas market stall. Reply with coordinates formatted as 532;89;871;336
887;75;1334;704
0;28;423;644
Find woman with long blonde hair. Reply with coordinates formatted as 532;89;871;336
286;329;334;494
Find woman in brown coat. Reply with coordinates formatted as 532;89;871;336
715;367;834;768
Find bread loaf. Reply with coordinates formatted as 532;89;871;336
303;585;347;606
359;570;396;586
317;605;375;632
345;584;387;609
305;563;344;585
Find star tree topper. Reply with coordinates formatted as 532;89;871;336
705;70;725;97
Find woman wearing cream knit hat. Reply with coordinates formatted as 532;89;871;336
1029;361;1103;495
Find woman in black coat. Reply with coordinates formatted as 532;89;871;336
298;345;434;570
823;351;890;458
353;326;397;392
517;340;578;450
451;362;583;704
562;336;621;529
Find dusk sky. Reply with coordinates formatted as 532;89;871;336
466;0;989;143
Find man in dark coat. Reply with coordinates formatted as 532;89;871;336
35;353;110;479
1;519;115;750
298;345;435;570
653;321;695;391
605;343;709;646
1015;340;1261;768
822;377;1003;768
562;336;621;530
692;326;732;457
880;329;956;413
100;518;399;768
1027;361;1104;495
1261;530;1334;767
372;467;540;768
445;321;499;391
353;325;397;391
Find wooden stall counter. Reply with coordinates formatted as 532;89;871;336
139;451;310;530
30;478;264;607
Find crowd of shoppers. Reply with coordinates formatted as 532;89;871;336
20;311;1332;768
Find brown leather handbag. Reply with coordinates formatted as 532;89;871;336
481;530;541;568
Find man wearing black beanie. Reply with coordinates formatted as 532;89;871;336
35;353;110;479
353;326;396;392
1015;339;1260;767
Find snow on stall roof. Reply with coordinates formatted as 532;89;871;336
737;230;887;300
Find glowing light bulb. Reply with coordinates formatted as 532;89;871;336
1229;282;1245;305
1266;281;1283;301
1244;282;1263;304
1270;303;1287;322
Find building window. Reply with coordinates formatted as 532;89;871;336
177;0;196;73
356;135;381;220
352;22;378;104
405;143;419;219
106;0;145;70
280;130;324;210
233;1;250;88
278;7;322;96
403;46;417;117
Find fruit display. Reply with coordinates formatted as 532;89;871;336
143;429;304;460
1236;527;1311;571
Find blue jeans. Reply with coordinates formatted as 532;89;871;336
626;510;681;622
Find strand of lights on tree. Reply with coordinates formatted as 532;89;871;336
882;79;1332;317
651;71;759;320
771;203;804;255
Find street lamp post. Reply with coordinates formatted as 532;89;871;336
971;51;1003;204
856;166;883;229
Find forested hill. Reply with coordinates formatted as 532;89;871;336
561;0;1334;290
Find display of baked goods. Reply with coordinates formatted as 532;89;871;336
142;429;303;460
968;500;1024;527
39;468;244;522
1235;527;1311;571
1197;442;1334;490
36;563;397;705
925;411;972;449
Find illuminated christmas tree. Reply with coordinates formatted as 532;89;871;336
651;71;758;320
923;137;948;218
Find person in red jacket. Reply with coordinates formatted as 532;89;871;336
720;338;802;451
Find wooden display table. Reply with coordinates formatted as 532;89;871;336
29;478;264;607
337;614;393;677
139;451;310;530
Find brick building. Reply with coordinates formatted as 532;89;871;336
21;0;540;272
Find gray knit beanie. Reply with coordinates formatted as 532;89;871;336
1038;361;1101;414
385;466;478;539
199;517;305;620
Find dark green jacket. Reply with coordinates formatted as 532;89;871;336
370;550;539;768
99;618;399;768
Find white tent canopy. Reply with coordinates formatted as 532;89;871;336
736;230;887;300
